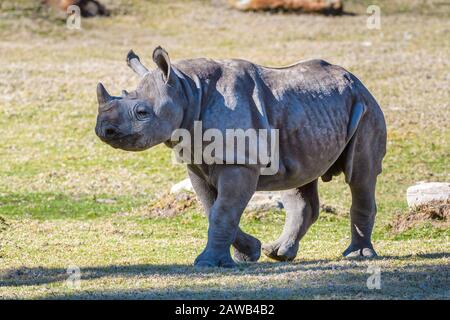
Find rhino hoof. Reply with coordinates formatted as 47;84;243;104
233;237;261;263
194;253;236;269
262;241;298;262
343;245;378;259
233;247;261;263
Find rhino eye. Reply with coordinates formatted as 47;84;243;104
135;105;149;118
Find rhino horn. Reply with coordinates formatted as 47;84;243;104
126;49;149;77
97;82;112;105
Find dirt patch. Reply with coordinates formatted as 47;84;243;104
140;195;346;220
320;204;348;216
390;200;450;233
143;192;199;218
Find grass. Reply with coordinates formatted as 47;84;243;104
0;0;449;299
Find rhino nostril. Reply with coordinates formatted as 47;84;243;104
104;127;117;137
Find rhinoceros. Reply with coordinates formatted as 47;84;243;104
95;46;386;268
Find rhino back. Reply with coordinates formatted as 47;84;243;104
174;58;375;188
175;58;354;133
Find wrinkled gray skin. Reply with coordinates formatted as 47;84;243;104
95;47;386;268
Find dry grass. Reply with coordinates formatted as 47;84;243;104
140;192;199;218
390;200;450;233
0;0;449;299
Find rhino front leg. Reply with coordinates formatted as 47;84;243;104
232;226;262;262
263;180;319;262
193;166;259;268
188;166;261;263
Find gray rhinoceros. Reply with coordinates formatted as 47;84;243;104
95;47;386;268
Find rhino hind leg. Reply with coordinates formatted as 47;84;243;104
262;180;319;262
343;177;378;258
342;109;386;259
321;144;379;258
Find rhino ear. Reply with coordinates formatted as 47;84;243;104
97;82;112;105
152;46;171;84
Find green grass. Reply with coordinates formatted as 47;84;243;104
0;0;449;299
0;192;150;220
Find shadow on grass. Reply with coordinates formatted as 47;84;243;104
0;259;335;288
380;252;450;260
1;253;449;299
19;262;450;299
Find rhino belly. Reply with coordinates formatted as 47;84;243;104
256;124;348;191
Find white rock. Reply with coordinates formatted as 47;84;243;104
170;178;194;194
406;182;450;207
170;178;283;211
247;191;283;211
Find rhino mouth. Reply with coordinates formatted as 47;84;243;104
102;134;150;152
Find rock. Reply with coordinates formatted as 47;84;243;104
406;182;450;207
247;191;283;211
170;178;283;211
170;178;194;194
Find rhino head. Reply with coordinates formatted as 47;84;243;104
95;47;185;151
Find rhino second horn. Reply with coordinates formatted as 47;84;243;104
126;49;149;77
97;82;112;105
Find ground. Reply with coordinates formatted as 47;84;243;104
0;0;449;299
